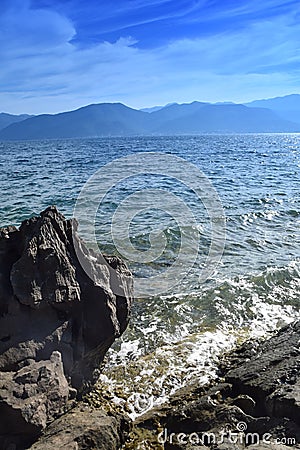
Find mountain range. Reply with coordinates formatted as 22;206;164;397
1;94;300;139
0;113;33;132
245;94;300;123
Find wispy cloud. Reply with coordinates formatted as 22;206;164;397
0;0;300;113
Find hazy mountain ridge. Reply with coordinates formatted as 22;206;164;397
1;95;300;139
245;94;300;123
140;102;177;113
0;103;150;139
150;104;299;134
0;113;33;131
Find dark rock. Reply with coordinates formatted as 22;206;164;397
232;394;256;416
29;404;131;450
127;321;300;449
0;206;133;447
224;320;300;423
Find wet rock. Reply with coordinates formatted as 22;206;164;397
0;206;133;448
128;321;300;449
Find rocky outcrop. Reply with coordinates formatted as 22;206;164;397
0;206;133;448
128;321;300;449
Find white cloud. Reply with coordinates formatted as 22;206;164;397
0;0;300;113
0;2;75;56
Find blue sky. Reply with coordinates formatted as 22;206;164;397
1;0;300;114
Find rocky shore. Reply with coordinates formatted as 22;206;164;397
128;320;300;449
0;207;299;449
0;207;133;449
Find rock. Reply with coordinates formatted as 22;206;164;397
224;320;300;424
29;404;131;450
232;395;256;416
128;321;300;449
0;206;133;448
0;351;69;449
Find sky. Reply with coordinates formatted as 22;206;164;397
1;0;300;114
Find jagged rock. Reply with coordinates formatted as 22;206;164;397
29;404;131;450
0;206;133;448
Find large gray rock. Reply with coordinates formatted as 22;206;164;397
0;206;133;448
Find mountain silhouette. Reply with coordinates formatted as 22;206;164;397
1;98;300;139
0;113;33;131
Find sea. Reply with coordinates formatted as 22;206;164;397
1;134;299;418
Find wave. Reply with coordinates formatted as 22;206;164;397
95;260;300;419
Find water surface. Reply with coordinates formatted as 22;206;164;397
1;134;299;417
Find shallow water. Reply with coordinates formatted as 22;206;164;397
1;134;299;417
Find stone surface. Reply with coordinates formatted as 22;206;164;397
224;320;300;424
29;404;131;450
0;206;133;448
0;206;133;388
0;351;70;449
127;321;300;449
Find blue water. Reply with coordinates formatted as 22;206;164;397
1;134;300;416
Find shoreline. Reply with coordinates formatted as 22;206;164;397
30;320;300;449
125;320;300;449
0;207;299;449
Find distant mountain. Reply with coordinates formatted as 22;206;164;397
140;103;177;113
245;94;300;123
149;103;300;133
148;101;209;127
0;103;149;139
0;113;33;131
0;101;299;140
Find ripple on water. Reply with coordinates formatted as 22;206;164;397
1;135;300;415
